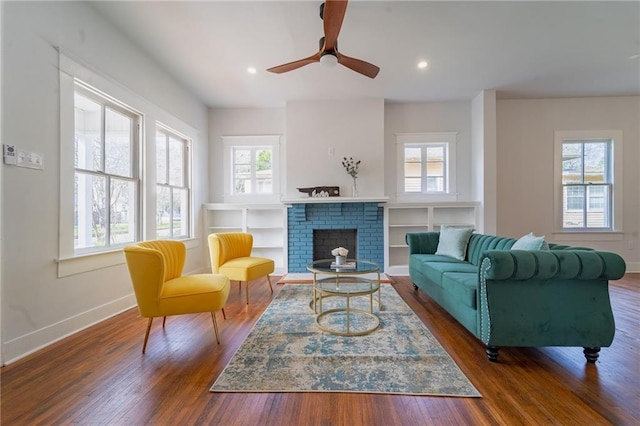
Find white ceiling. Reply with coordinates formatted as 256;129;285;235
92;1;640;108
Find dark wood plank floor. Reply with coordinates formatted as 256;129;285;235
2;274;639;425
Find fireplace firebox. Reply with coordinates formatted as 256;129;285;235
313;229;357;261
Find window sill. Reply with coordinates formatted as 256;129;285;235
57;238;200;278
551;232;624;242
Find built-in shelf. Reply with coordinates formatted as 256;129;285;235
203;203;287;275
384;202;480;275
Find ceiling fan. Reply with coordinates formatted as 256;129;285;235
267;0;380;79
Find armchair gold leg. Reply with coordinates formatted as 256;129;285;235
245;281;250;304
142;317;154;354
222;308;227;320
162;316;167;328
211;312;221;344
266;275;273;293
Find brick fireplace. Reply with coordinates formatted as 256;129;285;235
287;201;384;272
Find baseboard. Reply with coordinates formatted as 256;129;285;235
624;261;640;273
2;293;136;365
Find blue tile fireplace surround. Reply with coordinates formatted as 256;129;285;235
287;202;384;272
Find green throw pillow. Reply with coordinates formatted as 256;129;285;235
511;232;549;250
435;225;475;260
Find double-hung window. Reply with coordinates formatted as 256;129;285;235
396;132;457;200
73;83;140;252
554;130;623;232
156;125;191;239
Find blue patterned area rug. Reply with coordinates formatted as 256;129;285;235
210;284;481;397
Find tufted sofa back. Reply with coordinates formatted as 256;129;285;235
467;234;516;266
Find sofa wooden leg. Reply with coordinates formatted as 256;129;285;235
583;347;601;363
486;346;500;362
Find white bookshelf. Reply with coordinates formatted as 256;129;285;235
203;203;287;274
384;203;480;275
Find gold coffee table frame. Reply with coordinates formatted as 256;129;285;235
307;259;382;336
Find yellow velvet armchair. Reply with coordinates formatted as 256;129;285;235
124;240;231;353
208;232;274;304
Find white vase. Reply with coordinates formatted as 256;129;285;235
351;177;358;197
335;255;346;265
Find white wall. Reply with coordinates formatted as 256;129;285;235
1;2;209;363
208;107;285;202
384;101;474;203
286;99;385;198
496;96;640;270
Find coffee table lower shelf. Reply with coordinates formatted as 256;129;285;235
315;305;380;336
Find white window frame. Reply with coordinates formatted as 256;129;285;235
553;130;623;236
73;83;142;254
396;132;458;202
155;123;192;240
222;135;281;203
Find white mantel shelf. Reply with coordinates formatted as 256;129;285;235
281;196;389;205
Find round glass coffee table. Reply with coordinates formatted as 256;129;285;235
306;259;382;336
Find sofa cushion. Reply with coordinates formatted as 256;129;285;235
441;272;478;309
419;260;478;288
435;225;475;260
512;232;549;250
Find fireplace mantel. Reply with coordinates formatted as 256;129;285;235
281;196;389;205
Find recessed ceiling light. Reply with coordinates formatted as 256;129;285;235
247;67;257;74
417;61;428;70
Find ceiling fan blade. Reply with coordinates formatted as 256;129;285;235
267;52;321;74
323;0;348;50
337;53;380;79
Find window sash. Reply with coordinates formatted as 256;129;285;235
155;126;191;239
561;138;612;230
562;183;611;229
232;146;273;195
73;83;140;253
402;143;447;193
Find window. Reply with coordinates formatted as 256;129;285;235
156;125;191;239
222;135;281;201
74;83;140;252
232;146;272;195
554;130;623;233
396;132;457;199
561;140;612;229
403;144;447;193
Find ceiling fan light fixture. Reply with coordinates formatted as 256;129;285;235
320;53;338;67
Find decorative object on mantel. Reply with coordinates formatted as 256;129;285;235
297;186;340;198
341;157;360;197
331;247;349;265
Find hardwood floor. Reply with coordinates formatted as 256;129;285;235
2;274;639;425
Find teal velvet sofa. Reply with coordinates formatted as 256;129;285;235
406;232;627;363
